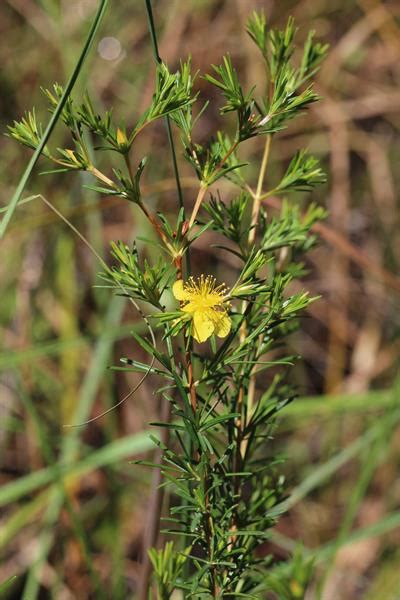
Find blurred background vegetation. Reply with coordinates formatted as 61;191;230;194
0;0;399;598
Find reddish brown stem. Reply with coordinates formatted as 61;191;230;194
186;351;197;413
139;201;169;246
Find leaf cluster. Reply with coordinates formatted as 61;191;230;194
102;241;171;308
204;192;250;248
8;60;194;175
183;132;245;186
148;542;189;600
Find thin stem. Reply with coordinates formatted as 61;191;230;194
188;140;239;229
167;120;185;210
214;139;239;173
245;135;272;421
138;200;170;246
46;156;118;190
139;3;192;598
88;165;117;189
36;194;158;430
123;153;134;181
205;497;220;598
248;134;271;246
122;153;169;246
246;376;256;420
230;135;273;549
144;0;185;213
188;184;207;229
137;324;186;600
144;0;161;61
186;349;197;413
143;0;191;272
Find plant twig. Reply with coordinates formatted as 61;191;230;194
248;134;272;245
241;135;273;442
188;141;239;229
188;184;207;229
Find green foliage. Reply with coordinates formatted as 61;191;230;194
42;83;79;129
9;8;328;599
260;200;327;254
7;109;49;154
246;11;268;59
263;549;315;599
77;91;116;141
133;60;196;140
204;55;257;141
184;132;245;186
201;13;329;142
8;60;195;179
149;542;189;599
0;0;109;239
104;241;171;308
204;192;250;248
114;157;147;204
274;150;327;194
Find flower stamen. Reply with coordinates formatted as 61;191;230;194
173;275;232;343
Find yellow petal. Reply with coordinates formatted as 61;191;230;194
193;310;215;343
116;127;128;145
181;301;197;314
214;312;231;338
173;280;189;301
65;149;79;164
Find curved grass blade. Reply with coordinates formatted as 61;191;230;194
0;576;17;595
0;0;109;239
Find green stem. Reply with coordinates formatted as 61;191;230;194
140;3;193;598
248;134;271;245
144;0;190;283
230;135;273;552
142;0;190;326
144;0;185;214
245;133;273;425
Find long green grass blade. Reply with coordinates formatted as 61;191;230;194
272;408;400;516
21;295;124;599
62;295;125;438
318;511;400;562
0;576;17;595
21;488;64;600
0;430;153;507
0;467;61;508
0;321;147;370
0;0;109;239
0;491;49;550
318;403;397;597
271;510;400;566
19;377;106;598
283;389;392;419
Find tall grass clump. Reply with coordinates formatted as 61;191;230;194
8;4;328;598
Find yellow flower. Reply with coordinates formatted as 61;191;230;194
173;275;231;343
